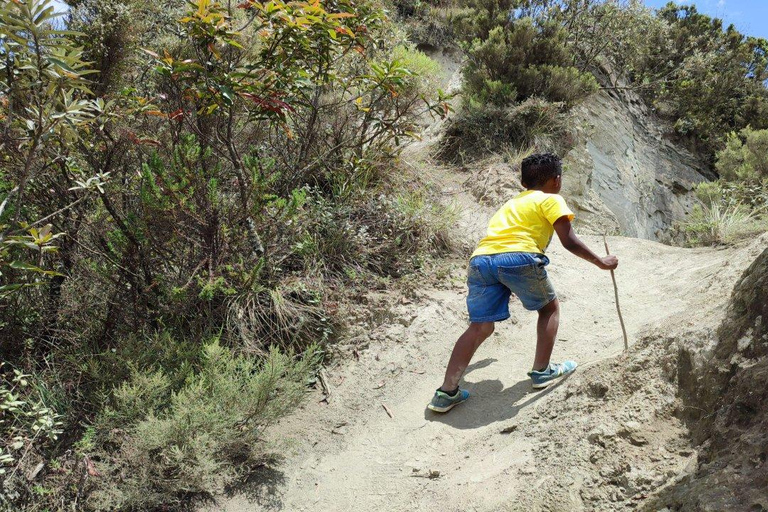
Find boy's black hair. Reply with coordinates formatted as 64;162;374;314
521;153;562;188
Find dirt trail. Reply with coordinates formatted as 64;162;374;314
207;55;768;512
209;145;768;511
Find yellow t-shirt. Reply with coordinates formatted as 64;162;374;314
471;190;575;257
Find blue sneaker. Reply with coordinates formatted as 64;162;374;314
528;361;578;389
427;388;470;413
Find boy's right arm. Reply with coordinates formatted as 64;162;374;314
553;217;618;270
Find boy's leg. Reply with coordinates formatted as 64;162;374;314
439;321;495;392
532;298;559;371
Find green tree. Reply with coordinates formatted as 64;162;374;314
455;1;597;107
716;128;768;183
634;3;768;154
0;0;104;303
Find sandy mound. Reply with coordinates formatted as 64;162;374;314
645;245;768;512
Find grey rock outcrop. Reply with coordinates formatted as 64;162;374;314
563;89;713;240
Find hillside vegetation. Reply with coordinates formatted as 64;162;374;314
1;0;767;510
1;0;452;508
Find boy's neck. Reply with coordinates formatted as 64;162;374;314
525;186;558;194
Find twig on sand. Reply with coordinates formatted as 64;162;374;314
603;234;629;351
319;368;332;402
410;469;441;479
382;403;394;418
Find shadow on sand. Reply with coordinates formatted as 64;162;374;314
196;463;287;511
424;358;573;429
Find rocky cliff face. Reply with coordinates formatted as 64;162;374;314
421;47;713;243
563;89;714;241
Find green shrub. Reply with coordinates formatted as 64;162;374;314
88;340;319;510
461;19;598;108
694;180;726;207
695;179;768;210
393;189;458;252
392;45;443;94
80;331;203;394
716;128;768;183
282;187;457;277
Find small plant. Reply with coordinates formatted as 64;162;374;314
88;339;320;510
682;202;765;246
0;363;63;499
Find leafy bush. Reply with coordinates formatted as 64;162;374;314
460;18;597;107
0;364;64;505
88;341;319;510
695;179;768;211
278;187;457;277
392;45;443;95
716;128;768;183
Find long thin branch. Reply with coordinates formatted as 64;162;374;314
0;186;19;219
603;234;628;351
69;234;141;279
28;194;90;229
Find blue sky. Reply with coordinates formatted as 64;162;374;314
50;0;68;13
643;0;768;40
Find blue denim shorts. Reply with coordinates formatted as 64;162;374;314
466;252;556;322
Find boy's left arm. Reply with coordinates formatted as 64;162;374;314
553;217;618;270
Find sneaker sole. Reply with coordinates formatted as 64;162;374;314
531;367;577;389
427;400;466;413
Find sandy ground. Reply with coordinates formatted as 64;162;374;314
203;146;768;511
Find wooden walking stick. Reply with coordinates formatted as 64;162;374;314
603;234;628;351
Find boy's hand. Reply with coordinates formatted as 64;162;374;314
598;255;619;270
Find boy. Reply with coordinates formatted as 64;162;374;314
428;153;618;413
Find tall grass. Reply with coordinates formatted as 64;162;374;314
683;202;766;246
